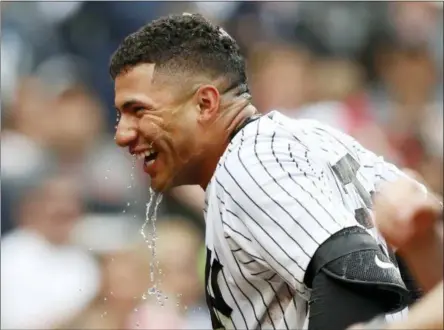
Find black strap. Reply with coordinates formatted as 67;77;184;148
229;114;262;141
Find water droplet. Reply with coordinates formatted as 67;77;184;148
88;248;93;251
110;291;114;296
164;296;169;300
148;286;157;295
184;305;188;310
127;202;131;207
136;322;140;328
142;293;147;300
134;308;139;312
105;176;108;180
122;210;126;214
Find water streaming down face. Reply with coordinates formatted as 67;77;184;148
141;188;165;305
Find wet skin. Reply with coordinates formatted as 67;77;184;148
114;63;225;192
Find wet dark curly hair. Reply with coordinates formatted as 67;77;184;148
109;13;247;92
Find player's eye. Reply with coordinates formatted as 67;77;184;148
133;106;145;113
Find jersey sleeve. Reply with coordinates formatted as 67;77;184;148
217;133;358;295
346;135;428;194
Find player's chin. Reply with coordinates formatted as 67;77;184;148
149;176;170;193
149;171;176;193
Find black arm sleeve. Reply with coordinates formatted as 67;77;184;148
308;269;389;330
305;226;413;330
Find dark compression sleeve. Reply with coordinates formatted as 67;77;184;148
305;226;413;330
308;269;389;330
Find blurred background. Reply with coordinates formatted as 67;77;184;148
1;1;442;329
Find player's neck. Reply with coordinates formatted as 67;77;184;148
197;103;257;190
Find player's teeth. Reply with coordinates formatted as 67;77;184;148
135;148;156;160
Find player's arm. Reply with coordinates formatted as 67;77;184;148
348;179;443;330
304;225;414;330
221;135;410;329
373;177;443;292
307;262;394;330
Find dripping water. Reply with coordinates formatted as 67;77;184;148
141;188;165;305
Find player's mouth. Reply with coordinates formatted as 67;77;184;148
135;148;159;176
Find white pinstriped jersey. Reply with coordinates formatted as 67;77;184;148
204;110;410;330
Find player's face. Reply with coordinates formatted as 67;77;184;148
114;64;210;192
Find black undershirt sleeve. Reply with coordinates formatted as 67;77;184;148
305;226;415;330
307;269;388;330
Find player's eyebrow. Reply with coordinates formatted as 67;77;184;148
115;99;152;112
116;100;139;111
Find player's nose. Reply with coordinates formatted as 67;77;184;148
115;114;137;147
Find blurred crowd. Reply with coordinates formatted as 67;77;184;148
1;2;442;329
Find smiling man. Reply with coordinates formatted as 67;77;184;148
110;13;421;330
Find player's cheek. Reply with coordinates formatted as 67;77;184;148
139;116;163;139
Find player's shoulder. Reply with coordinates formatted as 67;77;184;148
214;111;328;186
226;110;359;161
221;111;305;166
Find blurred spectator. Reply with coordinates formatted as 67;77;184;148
61;215;209;330
60;214;152;329
1;173;100;329
2;78;55;234
371;41;443;193
2;77;152;234
2;78;54;182
248;43;315;114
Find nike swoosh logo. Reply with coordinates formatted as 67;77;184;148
374;255;396;269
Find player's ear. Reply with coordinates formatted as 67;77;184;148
195;85;220;124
